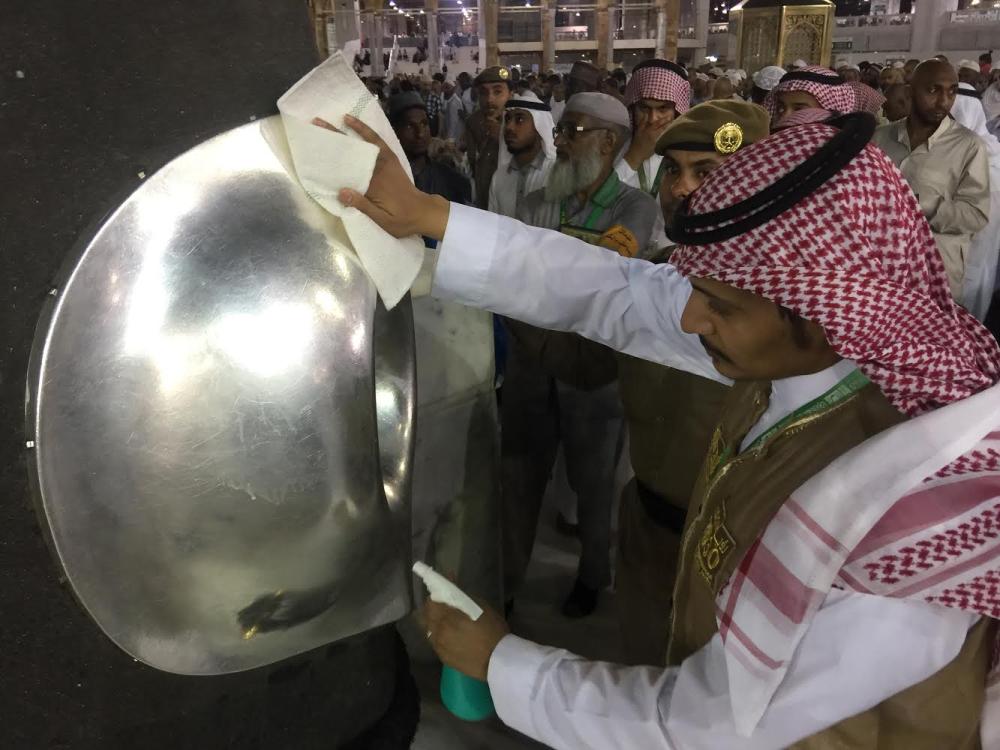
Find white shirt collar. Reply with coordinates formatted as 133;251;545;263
740;359;859;452
895;116;953;150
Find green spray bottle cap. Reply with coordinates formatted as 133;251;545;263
412;562;496;721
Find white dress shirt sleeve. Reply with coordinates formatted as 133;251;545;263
486;590;978;750
432;202;726;384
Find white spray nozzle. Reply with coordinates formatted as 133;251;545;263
412;561;483;621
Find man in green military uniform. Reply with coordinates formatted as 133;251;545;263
615;100;771;666
464;66;512;208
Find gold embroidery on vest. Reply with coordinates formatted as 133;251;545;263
706;427;727;479
697;504;735;584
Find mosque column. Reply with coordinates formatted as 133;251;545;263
479;0;499;67
426;0;440;74
370;0;386;77
311;0;333;57
692;0;709;64
655;0;679;61
910;0;958;60
542;0;556;72
596;0;611;70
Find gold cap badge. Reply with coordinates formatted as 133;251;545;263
714;122;743;154
499;67;510;80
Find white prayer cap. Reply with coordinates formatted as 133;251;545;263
892;61;905;69
792;58;808;69
735;68;747;79
959;59;980;73
751;65;786;91
695;72;710;82
724;69;742;85
708;66;724;77
564;92;631;130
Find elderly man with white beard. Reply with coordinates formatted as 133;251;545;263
499;92;659;619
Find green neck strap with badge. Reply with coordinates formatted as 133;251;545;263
638;159;666;197
559;170;620;243
709;368;870;478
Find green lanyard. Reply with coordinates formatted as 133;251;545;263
638;159;666;197
710;369;870;476
560;170;620;232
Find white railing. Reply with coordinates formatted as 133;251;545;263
951;7;1000;23
834;13;912;27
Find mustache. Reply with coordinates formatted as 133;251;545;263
699;335;732;364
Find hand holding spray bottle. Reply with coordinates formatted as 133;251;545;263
412;561;496;721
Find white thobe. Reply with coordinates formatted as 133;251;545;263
430;202;977;750
441;94;465;142
488;150;555;219
872;117;991;302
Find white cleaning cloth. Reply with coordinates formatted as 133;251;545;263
274;52;424;309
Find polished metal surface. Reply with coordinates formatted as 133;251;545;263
25;118;416;675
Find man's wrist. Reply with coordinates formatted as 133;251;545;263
417;194;451;240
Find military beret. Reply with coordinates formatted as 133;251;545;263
387;91;426;124
568;60;604;89
655;100;770;156
474;66;512;86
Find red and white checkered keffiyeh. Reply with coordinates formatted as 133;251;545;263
625;59;690;114
671;123;1000;742
763;65;856;120
848;80;887;115
769;107;839;131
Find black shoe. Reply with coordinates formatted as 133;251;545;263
555;511;580;538
561;579;599;618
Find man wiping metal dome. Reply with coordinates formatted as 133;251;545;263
332;109;1000;748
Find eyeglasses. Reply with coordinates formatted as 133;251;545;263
552;123;608;141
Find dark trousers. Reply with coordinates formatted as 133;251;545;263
615;479;682;666
500;345;623;599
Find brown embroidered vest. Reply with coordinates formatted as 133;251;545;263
667;379;994;748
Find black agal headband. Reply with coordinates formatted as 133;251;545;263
668;112;876;246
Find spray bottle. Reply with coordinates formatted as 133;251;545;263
412;561;496;721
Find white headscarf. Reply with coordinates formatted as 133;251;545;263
752;65;786;92
497;91;557;173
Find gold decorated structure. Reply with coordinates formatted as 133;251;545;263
729;0;834;75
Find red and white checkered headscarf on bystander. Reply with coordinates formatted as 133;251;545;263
848;80;887;115
763;65;856;120
670;118;1000;743
625;58;691;114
